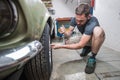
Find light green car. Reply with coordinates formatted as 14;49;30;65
0;0;54;80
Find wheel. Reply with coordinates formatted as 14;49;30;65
51;28;55;39
23;23;53;80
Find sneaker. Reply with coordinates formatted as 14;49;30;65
80;46;91;57
85;57;96;74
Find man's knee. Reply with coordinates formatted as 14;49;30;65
93;26;105;38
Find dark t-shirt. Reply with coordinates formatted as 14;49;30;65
70;16;100;35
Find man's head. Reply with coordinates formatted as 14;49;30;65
75;3;91;26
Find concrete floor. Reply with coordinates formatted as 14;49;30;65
50;0;120;80
50;39;120;80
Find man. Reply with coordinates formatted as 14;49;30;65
51;3;105;74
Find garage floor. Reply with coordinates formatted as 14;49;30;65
50;0;120;80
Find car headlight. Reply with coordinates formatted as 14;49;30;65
0;0;18;38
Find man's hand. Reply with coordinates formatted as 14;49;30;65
51;43;62;49
58;25;66;34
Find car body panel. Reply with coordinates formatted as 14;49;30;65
0;0;52;49
0;0;54;79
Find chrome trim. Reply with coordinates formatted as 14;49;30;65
0;40;42;71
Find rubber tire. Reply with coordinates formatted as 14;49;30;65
23;23;53;80
51;28;55;39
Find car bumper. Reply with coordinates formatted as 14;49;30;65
0;40;42;72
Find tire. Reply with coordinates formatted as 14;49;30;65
23;23;53;80
51;28;55;39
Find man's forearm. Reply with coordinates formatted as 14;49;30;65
60;43;82;49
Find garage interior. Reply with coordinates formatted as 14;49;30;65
50;0;120;80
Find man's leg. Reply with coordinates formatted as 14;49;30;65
85;27;105;74
80;35;92;57
66;31;91;57
80;46;91;57
91;27;105;55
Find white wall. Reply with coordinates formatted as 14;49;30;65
93;0;120;52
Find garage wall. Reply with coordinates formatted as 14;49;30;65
93;0;120;52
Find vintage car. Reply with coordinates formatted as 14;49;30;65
0;0;54;80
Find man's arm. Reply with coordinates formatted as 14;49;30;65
51;34;91;49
